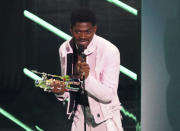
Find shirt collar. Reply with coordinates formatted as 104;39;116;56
84;34;97;55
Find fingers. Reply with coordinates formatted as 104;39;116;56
78;61;89;70
50;80;66;94
77;61;90;79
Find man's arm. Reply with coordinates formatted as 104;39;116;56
79;48;120;103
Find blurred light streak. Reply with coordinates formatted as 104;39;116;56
106;0;138;16
0;107;34;131
120;65;137;80
24;10;72;40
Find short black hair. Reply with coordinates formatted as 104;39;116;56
70;8;96;28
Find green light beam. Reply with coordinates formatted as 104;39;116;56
23;68;41;81
24;10;72;40
0;107;34;131
35;125;44;131
120;106;137;122
106;0;138;16
120;65;137;80
23;10;137;80
121;107;141;131
136;122;141;131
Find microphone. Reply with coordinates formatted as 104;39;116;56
76;44;88;131
77;44;86;80
77;44;86;62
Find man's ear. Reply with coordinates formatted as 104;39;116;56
94;25;97;33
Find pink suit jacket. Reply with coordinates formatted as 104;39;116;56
56;34;122;128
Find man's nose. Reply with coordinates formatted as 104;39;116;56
80;32;86;39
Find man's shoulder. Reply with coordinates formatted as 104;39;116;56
95;35;110;44
95;35;119;54
59;39;71;51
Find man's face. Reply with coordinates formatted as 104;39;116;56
70;22;97;49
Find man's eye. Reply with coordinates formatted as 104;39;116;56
87;30;91;34
75;31;80;34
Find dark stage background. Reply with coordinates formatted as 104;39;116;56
0;0;141;131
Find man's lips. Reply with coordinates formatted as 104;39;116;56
78;40;89;44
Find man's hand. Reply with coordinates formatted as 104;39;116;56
77;61;90;79
50;79;66;95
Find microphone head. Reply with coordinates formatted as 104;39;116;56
77;44;86;59
78;44;85;53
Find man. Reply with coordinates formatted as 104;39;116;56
52;8;123;131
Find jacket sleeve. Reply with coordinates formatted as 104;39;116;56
85;47;120;103
55;44;69;101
